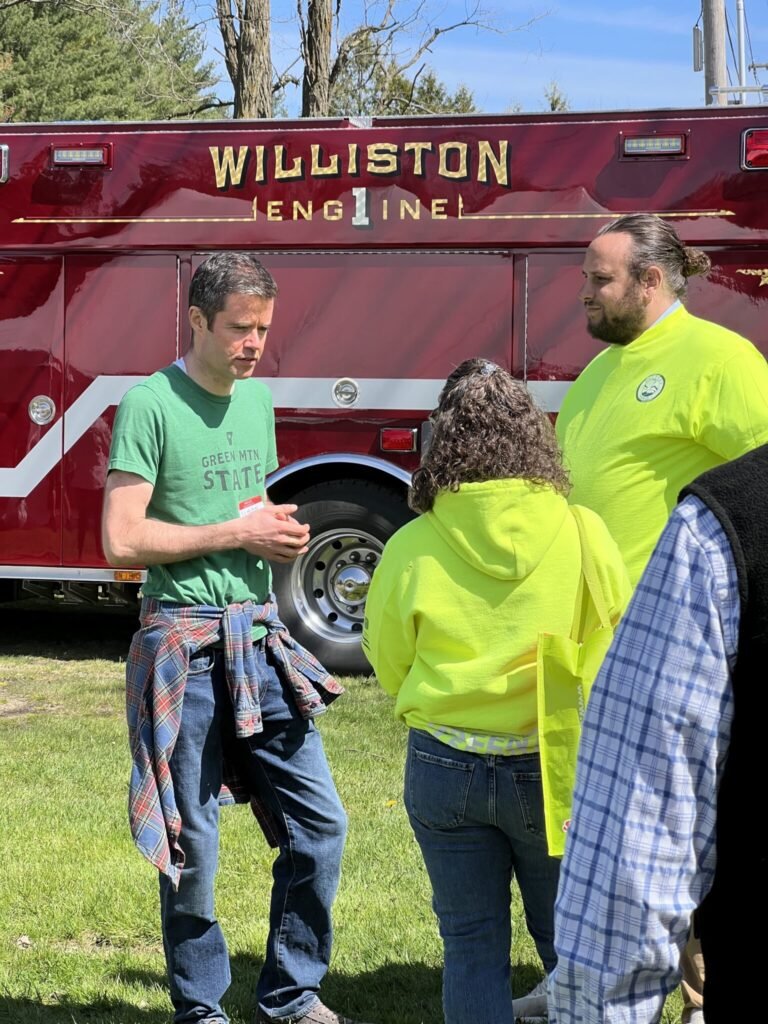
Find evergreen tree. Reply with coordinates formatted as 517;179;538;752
0;0;217;121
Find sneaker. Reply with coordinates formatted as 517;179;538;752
512;977;548;1021
255;1000;374;1024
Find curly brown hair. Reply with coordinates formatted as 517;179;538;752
409;359;570;513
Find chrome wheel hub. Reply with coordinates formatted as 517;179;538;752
288;527;382;645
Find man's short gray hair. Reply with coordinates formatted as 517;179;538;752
597;213;711;299
189;253;278;327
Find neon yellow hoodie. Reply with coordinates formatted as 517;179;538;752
362;479;631;739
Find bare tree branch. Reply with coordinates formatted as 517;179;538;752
168;97;233;119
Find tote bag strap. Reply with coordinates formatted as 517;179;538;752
570;506;613;634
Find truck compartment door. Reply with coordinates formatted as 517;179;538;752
0;258;64;565
62;254;179;567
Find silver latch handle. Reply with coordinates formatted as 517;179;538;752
0;145;8;184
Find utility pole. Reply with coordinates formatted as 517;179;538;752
703;0;728;106
736;0;747;104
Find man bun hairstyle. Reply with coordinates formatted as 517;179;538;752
597;213;711;298
682;247;712;278
409;358;570;514
189;252;278;327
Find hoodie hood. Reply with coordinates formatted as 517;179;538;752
428;479;570;580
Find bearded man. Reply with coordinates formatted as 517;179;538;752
556;212;768;588
554;214;768;1024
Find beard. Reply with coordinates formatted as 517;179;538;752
586;290;647;346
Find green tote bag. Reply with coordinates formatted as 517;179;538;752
536;507;615;857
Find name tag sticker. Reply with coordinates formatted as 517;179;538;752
238;496;264;517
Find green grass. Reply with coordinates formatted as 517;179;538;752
0;611;681;1023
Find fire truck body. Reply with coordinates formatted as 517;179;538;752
2;107;768;669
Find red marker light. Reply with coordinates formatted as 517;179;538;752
379;427;417;452
743;129;768;169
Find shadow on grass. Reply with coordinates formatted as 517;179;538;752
229;954;443;1024
308;959;442;1024
111;966;167;989
0;995;169;1024
0;609;137;661
0;957;443;1024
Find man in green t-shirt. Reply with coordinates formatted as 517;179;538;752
103;254;370;1024
556;214;768;1024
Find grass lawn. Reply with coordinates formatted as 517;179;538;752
0;611;682;1024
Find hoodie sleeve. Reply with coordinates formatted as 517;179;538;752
361;544;416;697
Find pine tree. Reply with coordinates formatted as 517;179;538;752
0;0;217;121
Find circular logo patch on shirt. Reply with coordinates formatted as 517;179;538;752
636;374;666;402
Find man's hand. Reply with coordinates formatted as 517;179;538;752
236;504;310;562
103;473;310;567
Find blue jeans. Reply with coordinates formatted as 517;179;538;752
158;642;347;1023
404;729;560;1024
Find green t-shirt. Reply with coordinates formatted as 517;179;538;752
556;306;768;585
108;366;279;628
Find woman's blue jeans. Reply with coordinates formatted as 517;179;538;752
158;642;347;1023
404;728;560;1024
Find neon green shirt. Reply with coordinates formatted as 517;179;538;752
362;479;630;742
108;366;279;631
556;306;768;584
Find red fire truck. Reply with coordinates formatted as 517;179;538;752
3;107;768;670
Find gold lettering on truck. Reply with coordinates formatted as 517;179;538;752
367;143;399;175
210;146;249;189
274;145;303;179
403;141;434;175
208;139;512;188
310;145;340;176
438;142;469;179
253;145;266;183
323;200;344;221
478;140;508;186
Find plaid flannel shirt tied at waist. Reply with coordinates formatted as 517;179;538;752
126;596;344;889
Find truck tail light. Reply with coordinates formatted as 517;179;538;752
51;144;112;168
621;134;687;158
742;129;768;169
379;427;417;452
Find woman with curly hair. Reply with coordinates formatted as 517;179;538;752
362;359;630;1024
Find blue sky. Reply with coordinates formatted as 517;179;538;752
212;1;768;114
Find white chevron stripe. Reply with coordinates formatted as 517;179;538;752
0;376;142;498
0;376;571;498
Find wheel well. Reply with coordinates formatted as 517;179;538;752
267;462;410;505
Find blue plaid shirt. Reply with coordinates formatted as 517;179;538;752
550;496;739;1023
